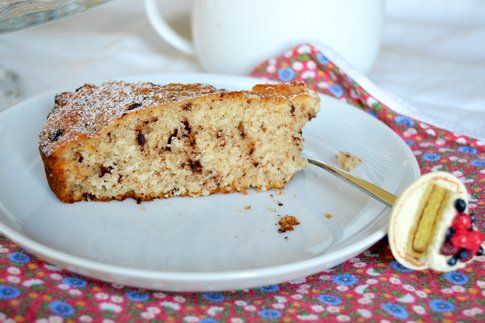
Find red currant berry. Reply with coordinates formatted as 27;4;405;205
451;234;472;250
452;214;472;231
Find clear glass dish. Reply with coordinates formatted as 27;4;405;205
0;0;110;33
0;0;111;110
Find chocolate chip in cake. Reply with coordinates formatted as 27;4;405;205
290;105;296;116
126;102;142;111
54;93;69;106
99;165;113;177
182;102;192;111
189;160;202;173
49;128;64;142
82;193;96;201
238;122;246;138
136;132;146;147
75;152;83;163
182;120;191;135
165;129;178;151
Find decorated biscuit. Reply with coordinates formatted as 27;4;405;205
389;172;484;272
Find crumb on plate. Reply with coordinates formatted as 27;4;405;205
336;151;362;172
244;205;252;210
325;213;332;219
278;215;300;233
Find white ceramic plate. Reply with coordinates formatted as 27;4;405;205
0;74;419;292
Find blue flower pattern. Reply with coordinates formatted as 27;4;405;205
390;261;413;273
381;303;408;320
430;300;455;313
332;274;358;286
316;52;330;65
62;277;87;288
126;291;149;302
0;285;20;299
260;285;279;293
8;252;30;263
203;292;224;303
423;153;440;162
318;294;342;305
457;146;477;154
395;116;415;127
471;159;485;167
278;68;295;82
258;309;281;319
49;301;75;316
199;319;219;323
328;84;344;97
443;272;468;285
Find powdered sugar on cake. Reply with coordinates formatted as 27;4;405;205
39;80;313;157
39;81;219;156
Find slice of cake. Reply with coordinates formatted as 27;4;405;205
39;81;320;203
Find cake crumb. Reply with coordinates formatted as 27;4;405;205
284;236;288;240
278;215;300;233
277;202;283;206
336;151;362;171
244;205;252;210
325;213;332;219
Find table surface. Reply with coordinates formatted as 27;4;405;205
0;0;484;139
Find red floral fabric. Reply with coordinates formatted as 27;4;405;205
0;44;483;322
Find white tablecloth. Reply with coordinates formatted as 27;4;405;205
1;0;484;139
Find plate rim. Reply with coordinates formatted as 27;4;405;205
0;73;420;289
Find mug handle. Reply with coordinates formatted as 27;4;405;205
144;0;195;55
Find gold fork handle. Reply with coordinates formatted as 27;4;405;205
307;158;397;207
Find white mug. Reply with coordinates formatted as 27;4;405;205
145;0;384;74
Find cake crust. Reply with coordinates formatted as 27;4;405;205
39;81;320;203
